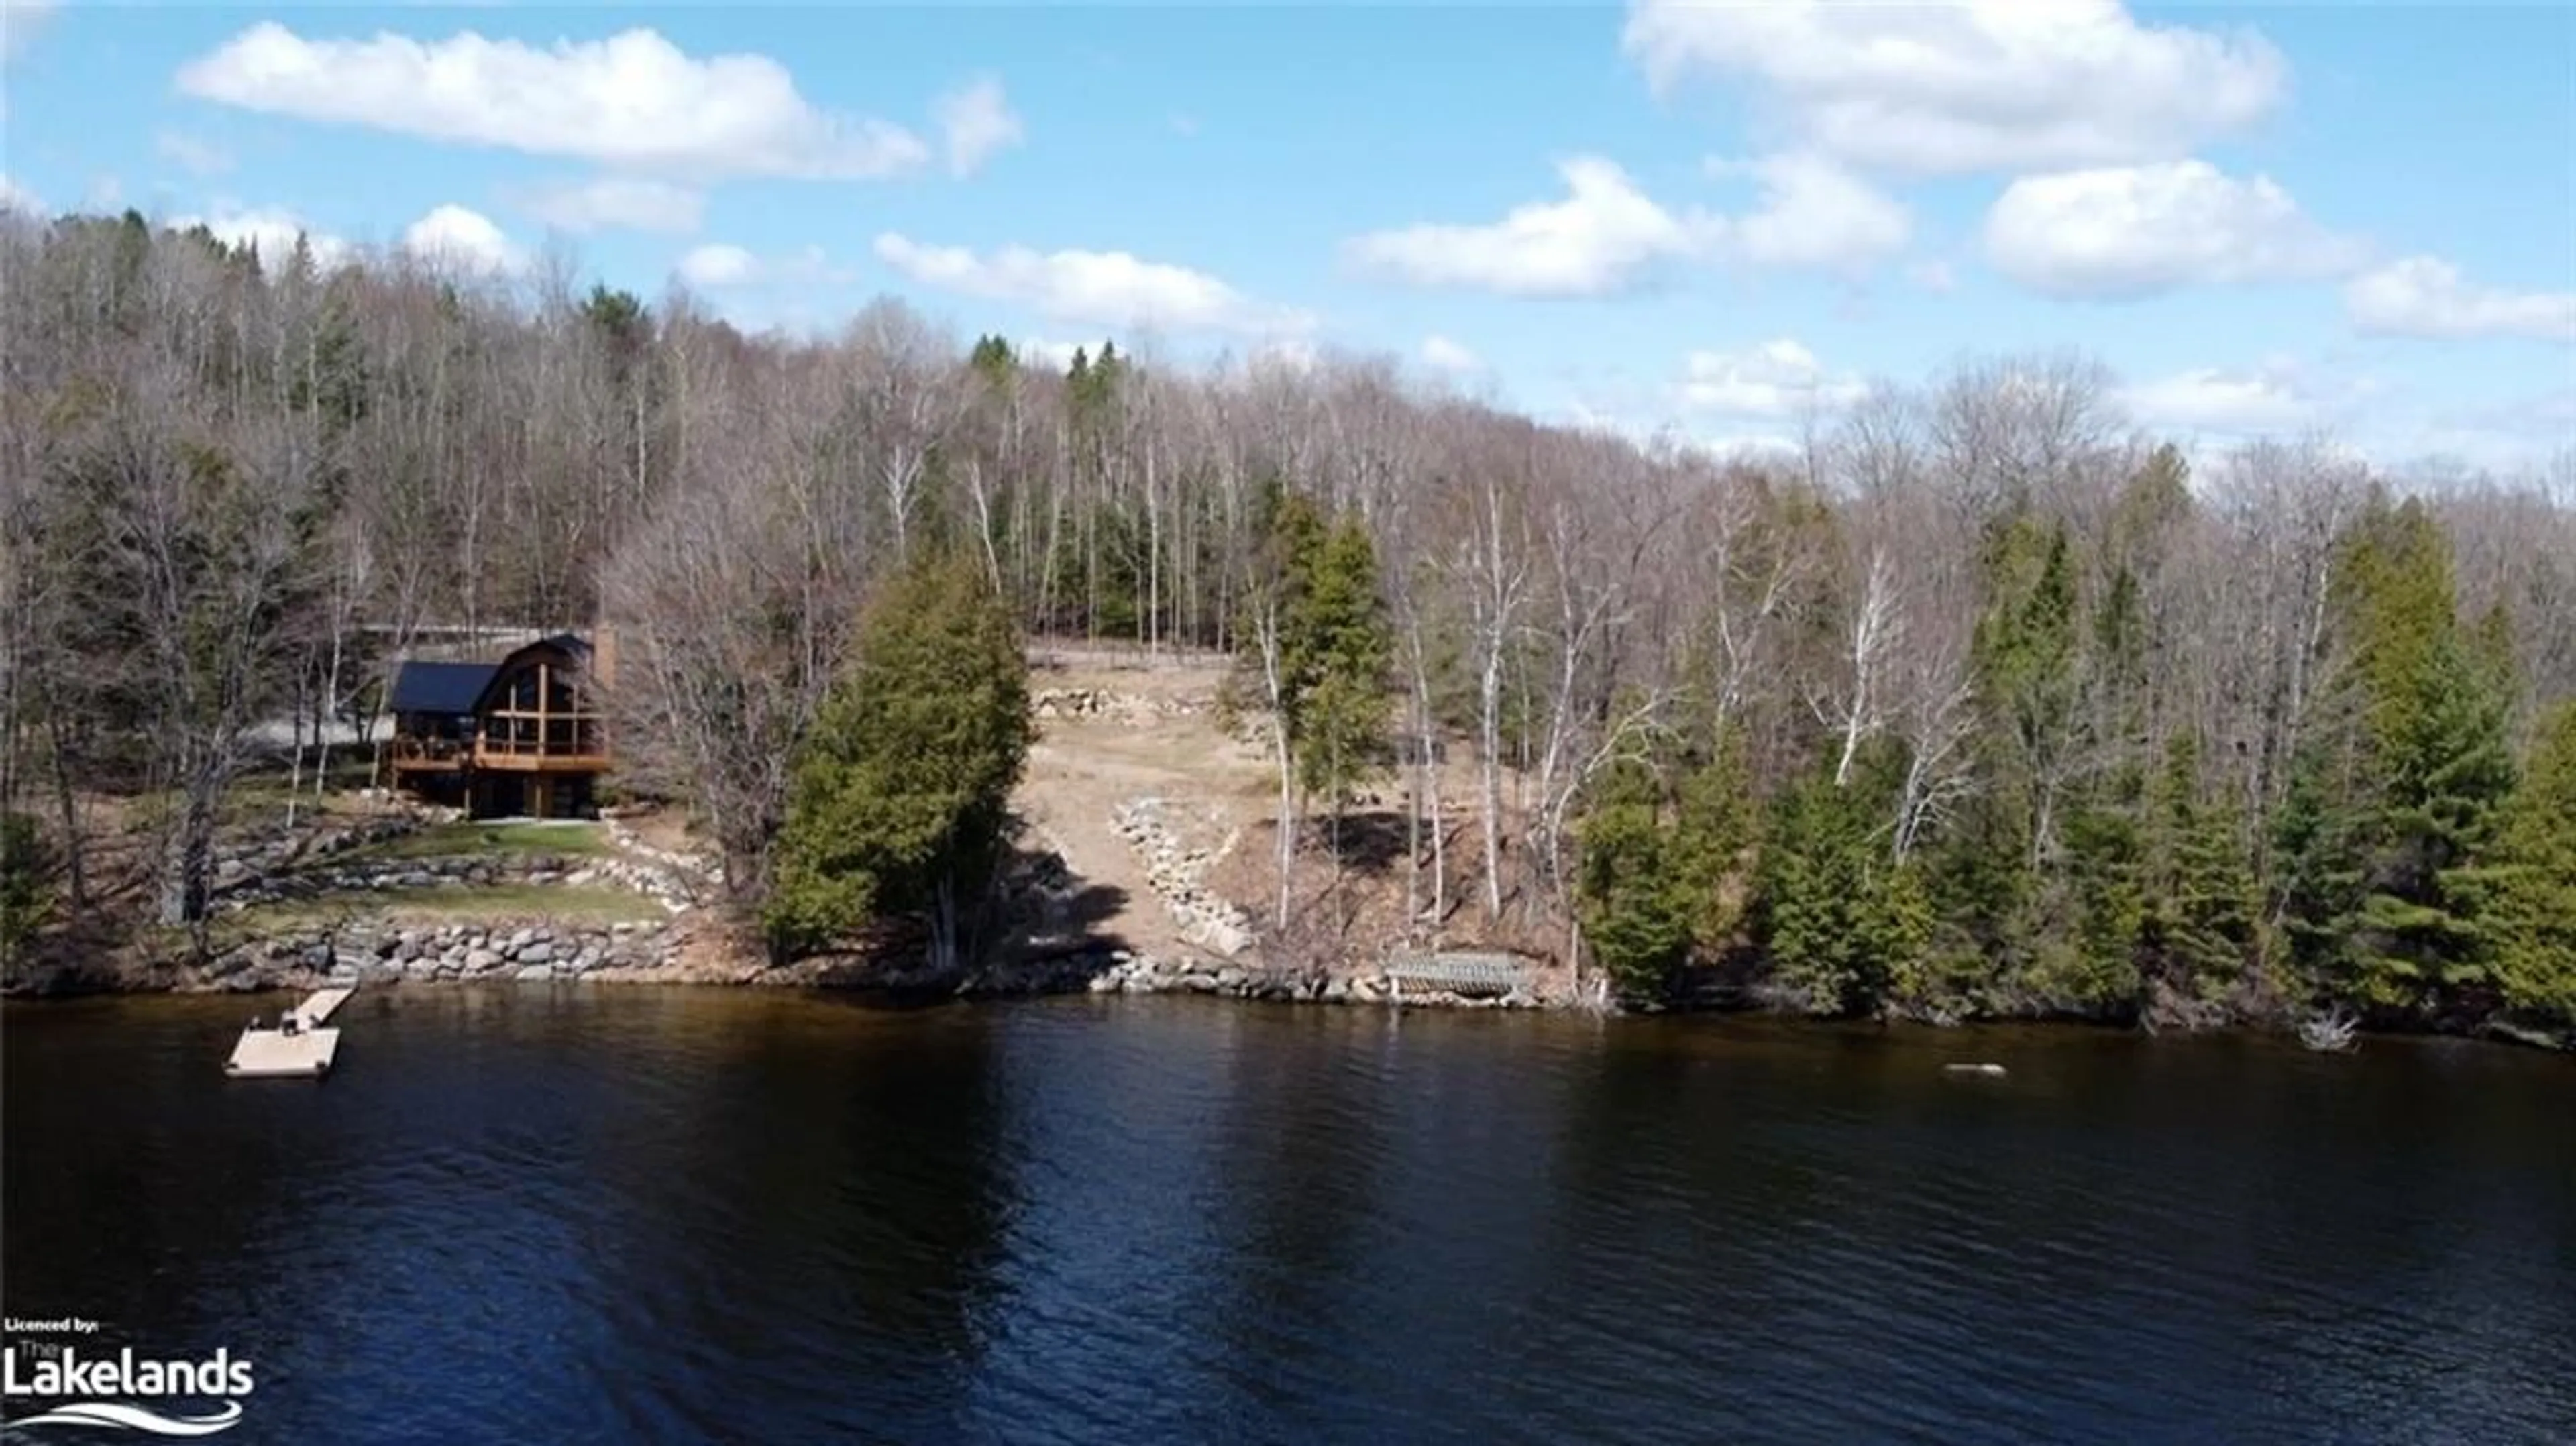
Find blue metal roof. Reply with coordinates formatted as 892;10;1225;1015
389;661;498;715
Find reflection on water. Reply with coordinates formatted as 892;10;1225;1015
5;991;2571;1445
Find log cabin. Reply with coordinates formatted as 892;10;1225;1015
384;632;614;818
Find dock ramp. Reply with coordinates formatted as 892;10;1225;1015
1383;952;1532;998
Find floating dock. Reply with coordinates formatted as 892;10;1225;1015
224;987;356;1079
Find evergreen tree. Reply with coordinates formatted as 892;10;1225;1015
2271;736;2370;991
1574;758;1695;1002
1234;493;1392;869
968;334;1016;388
1668;720;1756;954
0;813;52;975
290;294;370;434
1753;753;1932;1016
2282;498;2518;1013
581;285;649;353
2140;733;2260;1005
766;555;1034;966
1287;516;1393;820
1929;514;2078;982
2452;702;2576;1027
2042;774;2146;1017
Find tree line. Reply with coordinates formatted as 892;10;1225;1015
1;209;2569;1038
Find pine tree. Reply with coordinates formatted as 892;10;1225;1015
1754;754;1931;1016
0;813;53;976
2355;626;2516;990
2452;702;2576;1027
2136;732;2263;1015
968;334;1016;388
2043;775;2145;1017
1668;720;1755;955
1288;516;1393;818
1931;514;2076;981
2285;498;2519;1014
1574;758;1695;1002
766;555;1034;966
2271;736;2370;992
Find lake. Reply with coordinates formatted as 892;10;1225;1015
3;989;2571;1445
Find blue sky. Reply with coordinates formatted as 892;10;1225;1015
2;1;2570;471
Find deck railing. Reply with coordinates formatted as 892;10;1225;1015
391;736;465;764
391;731;608;767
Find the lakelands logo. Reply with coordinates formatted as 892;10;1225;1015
3;1319;252;1437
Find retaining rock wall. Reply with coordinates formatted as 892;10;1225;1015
193;919;682;993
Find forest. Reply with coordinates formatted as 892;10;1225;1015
1;209;2570;1038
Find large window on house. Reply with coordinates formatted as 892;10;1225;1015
477;652;603;757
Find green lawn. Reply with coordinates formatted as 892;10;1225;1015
233;883;665;931
340;820;612;863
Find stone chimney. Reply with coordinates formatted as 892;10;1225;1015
590;624;620;691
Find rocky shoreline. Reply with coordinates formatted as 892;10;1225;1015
22;935;1560;1011
1076;949;1550;1009
14;924;2565;1050
187;917;686;992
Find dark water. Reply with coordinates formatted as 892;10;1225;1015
4;990;2571;1445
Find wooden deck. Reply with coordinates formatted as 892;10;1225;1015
225;987;357;1080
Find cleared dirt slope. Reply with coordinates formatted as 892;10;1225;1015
1010;645;1273;961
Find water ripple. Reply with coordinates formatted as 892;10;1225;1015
5;995;2573;1445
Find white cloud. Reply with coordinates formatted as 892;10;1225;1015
0;173;40;216
521;176;703;235
1710;152;1911;272
2121;363;2320;435
1567;396;1798;459
676;241;853;289
1624;0;2286;176
170;207;354;270
1907;259;1958;294
2345;256;2576;343
678;243;755;288
1674;339;1865;420
934;76;1022;177
156;131;234;177
175;23;931;180
1420;335;1483;373
874;232;1312;337
2434;390;2576;464
1983;160;2363;299
1348;152;1909;298
3;0;56;61
400;203;522;274
1344;156;1719;298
